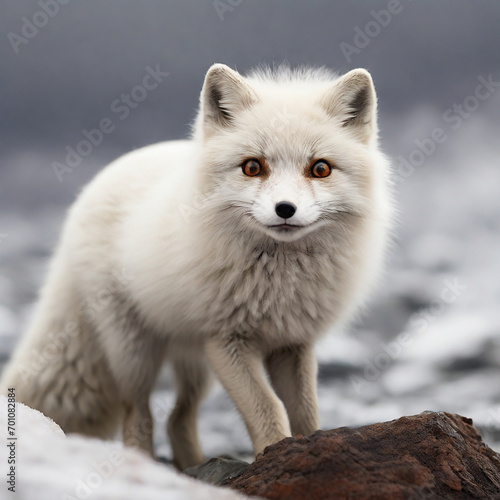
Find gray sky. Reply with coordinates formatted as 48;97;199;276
1;0;499;209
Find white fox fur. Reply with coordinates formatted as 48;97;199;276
1;64;392;469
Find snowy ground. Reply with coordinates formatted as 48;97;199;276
0;396;252;499
1;102;500;468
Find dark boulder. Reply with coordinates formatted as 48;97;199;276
221;412;500;499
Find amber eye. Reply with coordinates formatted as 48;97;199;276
242;159;262;177
310;160;332;178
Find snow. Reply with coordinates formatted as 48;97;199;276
0;396;252;500
399;311;500;366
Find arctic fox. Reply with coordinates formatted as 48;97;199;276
1;64;392;469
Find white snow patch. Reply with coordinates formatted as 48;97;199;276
315;331;370;366
381;362;439;395
400;311;500;365
0;396;254;500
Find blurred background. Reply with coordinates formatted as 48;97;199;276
1;1;499;458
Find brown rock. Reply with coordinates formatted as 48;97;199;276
223;412;500;499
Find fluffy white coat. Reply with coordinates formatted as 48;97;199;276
1;64;393;469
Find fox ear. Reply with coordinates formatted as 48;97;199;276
201;64;257;129
321;68;377;144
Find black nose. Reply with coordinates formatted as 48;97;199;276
275;201;297;219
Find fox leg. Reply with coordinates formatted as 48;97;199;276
167;354;212;470
122;397;155;455
116;338;166;455
265;343;319;437
97;299;167;456
205;335;291;456
117;351;164;456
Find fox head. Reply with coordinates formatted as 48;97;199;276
193;63;391;245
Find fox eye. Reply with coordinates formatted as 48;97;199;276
310;160;332;178
242;159;261;177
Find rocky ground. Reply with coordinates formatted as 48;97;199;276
192;412;500;499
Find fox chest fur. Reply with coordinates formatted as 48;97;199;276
154;237;347;351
